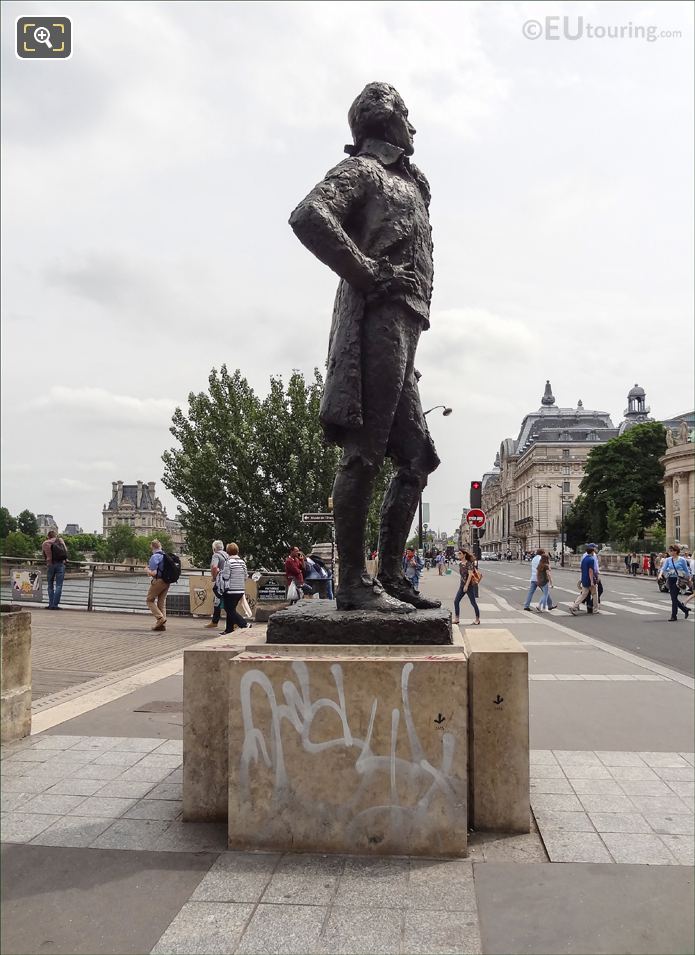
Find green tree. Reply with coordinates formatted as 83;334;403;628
16;510;38;537
1;531;36;558
105;524;138;561
0;507;17;537
565;422;666;545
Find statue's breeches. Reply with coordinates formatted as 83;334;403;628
338;302;440;480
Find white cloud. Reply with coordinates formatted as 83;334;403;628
1;0;692;535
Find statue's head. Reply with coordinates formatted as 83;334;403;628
348;82;416;155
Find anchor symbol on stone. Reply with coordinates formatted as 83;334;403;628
493;695;504;705
434;713;445;725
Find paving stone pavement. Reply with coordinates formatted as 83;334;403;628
531;749;695;864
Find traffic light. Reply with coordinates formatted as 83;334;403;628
470;480;482;509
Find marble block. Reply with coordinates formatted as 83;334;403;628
1;605;32;743
228;646;468;856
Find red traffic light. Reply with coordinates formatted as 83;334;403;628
471;482;480;489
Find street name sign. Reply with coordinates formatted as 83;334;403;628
466;508;486;528
301;513;334;523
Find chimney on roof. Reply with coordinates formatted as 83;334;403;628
541;380;555;406
136;480;143;509
116;480;123;504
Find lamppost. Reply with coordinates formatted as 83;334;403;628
419;406;453;549
556;484;568;567
534;483;552;550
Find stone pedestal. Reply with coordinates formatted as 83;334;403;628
228;646;468;856
1;605;32;743
182;645;242;821
464;628;529;833
267;601;452;645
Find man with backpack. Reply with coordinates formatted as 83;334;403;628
42;529;68;610
146;538;180;631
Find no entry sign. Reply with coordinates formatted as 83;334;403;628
466;508;486;528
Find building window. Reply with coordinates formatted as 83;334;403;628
562;449;570;459
675;516;681;541
562;466;570;475
563;481;571;493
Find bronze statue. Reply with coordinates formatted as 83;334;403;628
290;82;441;613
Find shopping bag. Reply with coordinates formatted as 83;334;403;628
240;594;253;619
287;581;299;601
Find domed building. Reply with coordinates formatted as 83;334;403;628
618;383;652;434
480;381;618;556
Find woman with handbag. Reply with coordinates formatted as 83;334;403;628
218;543;252;635
453;549;481;626
658;544;691;622
536;554;553;612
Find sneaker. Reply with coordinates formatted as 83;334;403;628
523;607;532;612
203;621;217;629
568;607;578;615
152;621;166;631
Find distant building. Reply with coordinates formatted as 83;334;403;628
37;514;58;536
660;414;695;551
480;381;619;556
102;481;185;554
618;383;652;434
63;524;83;536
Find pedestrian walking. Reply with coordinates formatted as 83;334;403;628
453;549;480;625
403;547;424;592
657;545;692;622
649;552;658;577
629;552;639;577
41;529;68;610
435;552;445;576
204;540;227;629
642;554;650;576
569;544;600;615
146;539;169;631
523;549;545;610
624;554;631;574
285;546;305;604
535;554;553;612
217;543;252;634
585;549;603;614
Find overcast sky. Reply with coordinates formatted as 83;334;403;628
2;0;693;538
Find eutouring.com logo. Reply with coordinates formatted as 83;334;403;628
522;17;682;43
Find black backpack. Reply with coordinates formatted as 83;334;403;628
160;552;181;584
51;539;68;562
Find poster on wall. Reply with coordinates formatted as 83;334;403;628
12;570;43;602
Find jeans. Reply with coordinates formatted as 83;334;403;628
454;582;479;620
212;589;223;625
538;583;550;610
47;562;66;608
221;592;250;633
667;578;688;619
523;580;538;608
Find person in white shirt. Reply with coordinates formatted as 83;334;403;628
523;549;545;611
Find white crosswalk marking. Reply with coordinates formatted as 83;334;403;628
626;599;673;612
599;600;658;615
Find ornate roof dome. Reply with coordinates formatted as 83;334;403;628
628;383;645;398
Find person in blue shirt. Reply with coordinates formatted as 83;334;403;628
146;539;169;631
569;544;600;615
658;544;692;622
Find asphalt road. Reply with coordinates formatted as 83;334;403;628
419;561;695;677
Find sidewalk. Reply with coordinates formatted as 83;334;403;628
1;583;693;955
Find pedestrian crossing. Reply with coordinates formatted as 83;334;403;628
476;590;673;618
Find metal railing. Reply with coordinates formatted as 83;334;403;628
0;556;211;615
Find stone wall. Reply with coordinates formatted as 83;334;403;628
1;605;32;743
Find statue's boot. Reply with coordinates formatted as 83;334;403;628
332;456;414;615
336;573;414;613
376;468;442;610
379;576;441;610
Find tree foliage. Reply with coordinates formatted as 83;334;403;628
564;422;666;547
163;366;393;568
17;510;38;537
0;507;18;537
1;531;36;558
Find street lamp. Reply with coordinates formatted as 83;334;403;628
419;407;453;549
555;484;568;567
534;483;552;550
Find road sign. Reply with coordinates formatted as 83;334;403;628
301;513;334;523
466;508;486;528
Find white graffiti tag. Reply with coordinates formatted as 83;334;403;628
239;661;461;833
